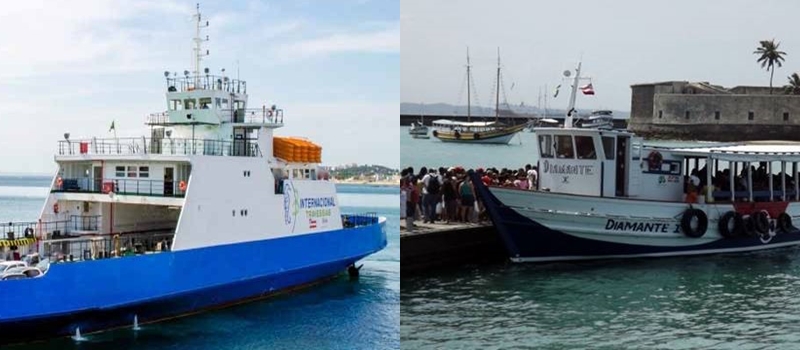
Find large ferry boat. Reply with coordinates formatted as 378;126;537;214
0;6;386;344
473;62;800;262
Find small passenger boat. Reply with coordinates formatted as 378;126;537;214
473;62;800;262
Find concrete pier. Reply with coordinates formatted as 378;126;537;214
400;220;507;275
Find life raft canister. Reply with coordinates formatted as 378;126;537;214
718;211;744;238
681;208;708;238
777;212;794;233
751;210;770;235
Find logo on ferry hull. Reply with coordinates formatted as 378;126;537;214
283;181;300;232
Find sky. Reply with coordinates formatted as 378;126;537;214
402;0;800;113
0;0;398;175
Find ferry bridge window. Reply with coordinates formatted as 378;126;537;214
139;166;150;178
602;136;615;160
127;166;138;178
170;99;183;111
115;166;125;177
575;136;597;159
538;135;554;158
184;99;197;110
555;135;575;159
199;97;212;109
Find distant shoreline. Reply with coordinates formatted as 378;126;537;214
331;179;398;187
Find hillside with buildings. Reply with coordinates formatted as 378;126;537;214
326;164;399;185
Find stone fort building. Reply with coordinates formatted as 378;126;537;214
628;81;800;141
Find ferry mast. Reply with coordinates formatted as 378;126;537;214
192;3;209;88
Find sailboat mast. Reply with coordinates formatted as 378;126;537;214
495;47;500;123
467;48;471;123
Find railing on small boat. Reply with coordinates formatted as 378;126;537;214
342;212;379;228
52;177;187;198
57;137;261;158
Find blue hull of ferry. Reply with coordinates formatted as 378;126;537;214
471;172;800;262
0;221;386;344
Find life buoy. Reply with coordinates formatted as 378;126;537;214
53;203;59;214
751;210;770;235
23;227;33;238
474;133;481;140
681;208;708;238
647;151;663;170
778;212;794;233
454;130;461;139
179;180;187;192
56;177;63;188
718;211;744;238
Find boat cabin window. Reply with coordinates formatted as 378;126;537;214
539;135;554;158
115;166;125;177
127;166;138;178
555;135;574;159
139;166;150;178
199;97;212;109
170;99;183;111
575;136;597;159
184;99;197;110
602;136;615;160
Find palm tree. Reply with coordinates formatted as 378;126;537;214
785;73;800;95
754;39;787;94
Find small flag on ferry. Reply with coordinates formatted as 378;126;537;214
581;83;595;95
109;121;116;132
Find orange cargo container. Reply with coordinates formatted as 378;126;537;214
273;137;322;163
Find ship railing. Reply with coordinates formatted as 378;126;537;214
0;215;102;242
52;177;187;198
57;137;261;158
165;75;246;94
146;111;169;125
41;230;175;263
230;108;284;125
341;212;379;229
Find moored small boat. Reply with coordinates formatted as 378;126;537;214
473;61;800;262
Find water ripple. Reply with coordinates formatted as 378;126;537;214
402;248;800;349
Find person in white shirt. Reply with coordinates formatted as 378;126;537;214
527;166;538;191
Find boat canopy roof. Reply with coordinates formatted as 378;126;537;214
432;119;497;127
668;142;800;161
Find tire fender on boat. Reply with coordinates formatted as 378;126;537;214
454;130;461;139
23;227;33;238
432;130;438;137
718;211;743;238
681;208;708;238
751;210;770;235
777;212;794;233
474;133;481;140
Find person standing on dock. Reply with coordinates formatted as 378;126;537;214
459;175;475;223
422;168;441;223
442;170;459;224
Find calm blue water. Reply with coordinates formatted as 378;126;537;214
1;176;399;350
400;129;800;349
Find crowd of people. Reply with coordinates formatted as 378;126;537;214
399;165;540;232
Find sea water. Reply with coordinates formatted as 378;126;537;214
401;126;800;349
1;176;399;350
